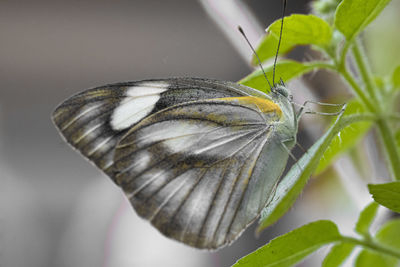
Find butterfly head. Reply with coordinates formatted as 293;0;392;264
269;80;297;130
274;85;289;97
271;79;293;102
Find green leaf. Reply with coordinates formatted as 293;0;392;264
315;99;373;175
392;65;400;89
254;14;333;64
258;111;375;231
270;14;333;47
356;250;397;267
368;182;400;213
375;219;400;251
322;242;355;267
334;0;392;41
355;219;400;267
234;220;341;267
253;33;294;66
239;60;316;93
355;202;379;236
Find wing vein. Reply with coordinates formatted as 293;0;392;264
148;171;195;222
196;159;231;247
211;129;269;244
224;131;272;241
60;102;105;130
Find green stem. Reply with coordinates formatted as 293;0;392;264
307;61;337;71
376;119;400;181
337;39;377;112
339;41;352;70
351;39;380;105
387;113;400;121
319;42;400;180
311;59;376;112
349;39;400;181
342;236;400;260
342;59;400;180
340;67;376;112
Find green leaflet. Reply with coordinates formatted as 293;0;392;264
253;14;332;64
355;202;379;236
234;220;341;267
322;242;355;267
392;65;400;89
368;182;400;213
335;0;392;41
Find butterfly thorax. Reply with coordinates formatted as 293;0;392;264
269;85;298;146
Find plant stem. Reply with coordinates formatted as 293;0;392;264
342;236;400;260
351;39;379;102
307;40;400;180
340;67;376;112
387;113;400;121
313;61;400;179
339;41;352;70
311;61;376;112
308;61;337;71
376;119;400;181
349;39;400;181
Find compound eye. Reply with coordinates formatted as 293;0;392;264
276;86;288;97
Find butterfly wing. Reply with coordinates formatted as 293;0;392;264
112;97;290;249
52;78;265;177
52;78;291;249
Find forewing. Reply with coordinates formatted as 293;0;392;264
112;98;288;249
51;78;262;177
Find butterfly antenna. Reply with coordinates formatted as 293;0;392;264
238;26;272;90
272;0;287;86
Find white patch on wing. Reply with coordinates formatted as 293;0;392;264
126;81;169;97
137;121;217;154
110;82;169;130
163;135;199;153
136;121;213;147
111;99;156;130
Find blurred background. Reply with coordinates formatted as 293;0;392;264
1;0;400;266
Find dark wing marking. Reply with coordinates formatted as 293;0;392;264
112;98;288;249
52;78;266;178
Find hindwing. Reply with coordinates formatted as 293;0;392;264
112;98;286;249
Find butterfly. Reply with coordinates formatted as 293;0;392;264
52;77;298;249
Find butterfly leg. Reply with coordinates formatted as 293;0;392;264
279;137;309;174
279;137;297;162
297;100;346;118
